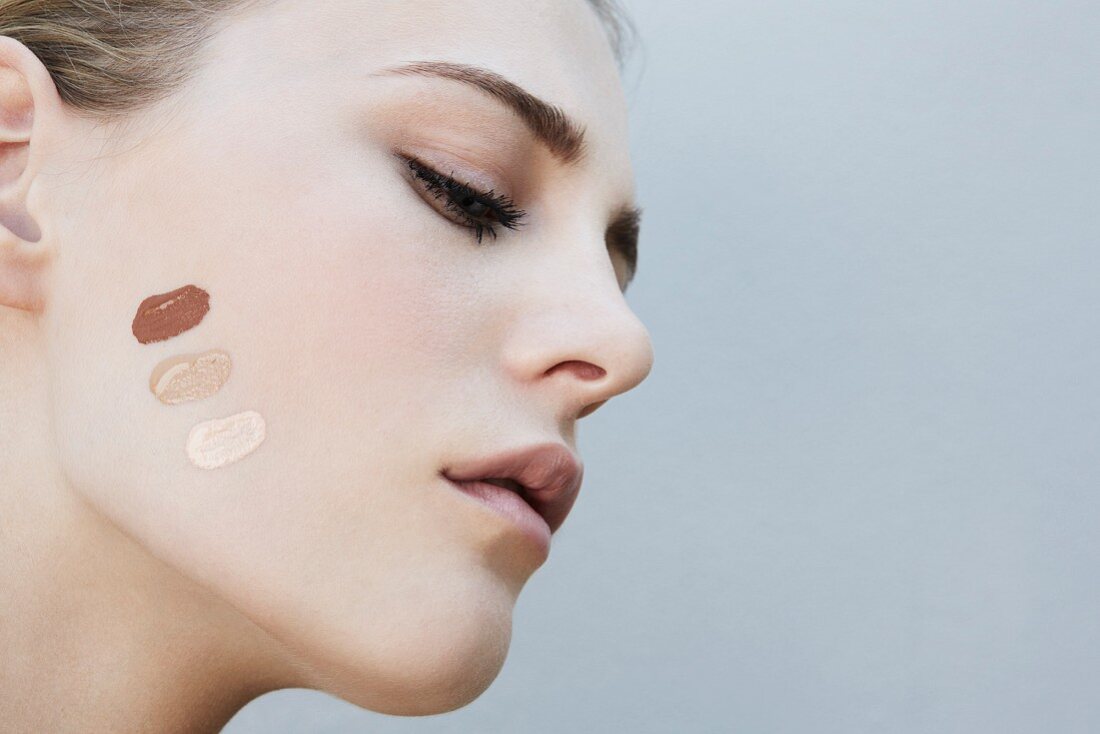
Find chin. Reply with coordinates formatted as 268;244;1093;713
299;583;517;716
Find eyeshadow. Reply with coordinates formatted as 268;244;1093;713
150;350;232;405
132;285;210;344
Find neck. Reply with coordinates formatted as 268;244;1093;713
0;310;299;733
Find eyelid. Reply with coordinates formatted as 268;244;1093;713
393;147;511;199
397;153;527;243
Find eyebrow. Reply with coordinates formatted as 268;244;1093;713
375;60;640;290
374;60;588;166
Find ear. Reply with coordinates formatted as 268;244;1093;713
0;35;63;313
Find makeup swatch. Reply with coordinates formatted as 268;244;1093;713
149;350;232;405
186;410;267;470
132;285;210;344
133;284;267;470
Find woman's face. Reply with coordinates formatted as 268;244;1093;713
37;0;652;714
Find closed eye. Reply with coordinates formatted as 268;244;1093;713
398;154;527;243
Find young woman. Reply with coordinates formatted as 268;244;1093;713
0;1;654;730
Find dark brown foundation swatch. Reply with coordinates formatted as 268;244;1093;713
132;285;211;344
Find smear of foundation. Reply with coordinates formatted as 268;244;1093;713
132;285;210;344
150;350;232;405
186;410;266;470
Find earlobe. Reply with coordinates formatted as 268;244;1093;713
0;36;56;313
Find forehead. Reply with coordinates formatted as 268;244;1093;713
212;0;633;179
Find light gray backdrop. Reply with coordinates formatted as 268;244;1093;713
225;1;1100;731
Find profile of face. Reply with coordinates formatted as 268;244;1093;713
1;0;652;716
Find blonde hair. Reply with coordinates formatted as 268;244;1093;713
0;0;634;122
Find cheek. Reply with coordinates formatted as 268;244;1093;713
47;107;476;515
45;129;520;695
219;161;486;439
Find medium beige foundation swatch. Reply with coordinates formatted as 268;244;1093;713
150;350;233;405
186;410;267;470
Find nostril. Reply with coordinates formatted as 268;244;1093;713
549;360;606;381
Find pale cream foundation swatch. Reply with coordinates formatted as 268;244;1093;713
150;350;232;405
186;410;267;470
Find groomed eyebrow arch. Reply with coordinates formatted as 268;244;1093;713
373;60;588;166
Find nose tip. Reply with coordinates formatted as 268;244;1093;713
504;229;655;422
565;313;654;422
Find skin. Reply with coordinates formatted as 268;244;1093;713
0;0;653;730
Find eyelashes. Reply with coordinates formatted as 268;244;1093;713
398;154;527;243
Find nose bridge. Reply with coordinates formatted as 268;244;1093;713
502;227;655;420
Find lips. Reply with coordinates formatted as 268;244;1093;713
441;442;584;535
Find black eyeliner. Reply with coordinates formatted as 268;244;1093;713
399;154;527;243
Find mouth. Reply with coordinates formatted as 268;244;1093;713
440;442;584;539
443;476;553;554
482;477;527;493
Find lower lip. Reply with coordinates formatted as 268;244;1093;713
444;477;551;556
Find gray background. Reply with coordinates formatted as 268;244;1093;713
225;0;1100;731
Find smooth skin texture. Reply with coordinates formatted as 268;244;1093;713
0;0;653;730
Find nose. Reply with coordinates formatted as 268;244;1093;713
500;235;655;425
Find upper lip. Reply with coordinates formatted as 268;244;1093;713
440;442;584;534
